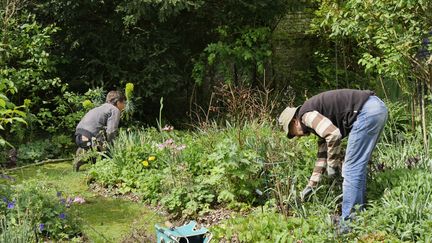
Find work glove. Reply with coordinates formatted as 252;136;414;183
300;186;313;202
327;166;339;180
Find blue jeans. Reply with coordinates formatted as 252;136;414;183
341;95;388;219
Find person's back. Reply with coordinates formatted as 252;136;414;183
75;103;121;142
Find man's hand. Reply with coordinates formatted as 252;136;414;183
300;186;313;202
327;166;339;179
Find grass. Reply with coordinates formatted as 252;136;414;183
5;162;165;242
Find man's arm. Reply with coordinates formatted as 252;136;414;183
308;139;327;187
302;111;343;176
106;108;121;142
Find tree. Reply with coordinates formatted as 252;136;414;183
312;0;432;147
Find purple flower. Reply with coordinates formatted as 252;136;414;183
2;197;7;203
7;201;15;209
59;198;66;205
59;213;66;220
39;223;45;231
56;191;62;198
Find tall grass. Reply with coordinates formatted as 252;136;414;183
0;216;35;243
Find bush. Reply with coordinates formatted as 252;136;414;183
16;134;75;165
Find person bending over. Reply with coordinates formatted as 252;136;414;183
73;90;126;171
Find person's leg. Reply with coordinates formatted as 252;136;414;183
73;135;90;172
341;96;387;220
73;147;87;172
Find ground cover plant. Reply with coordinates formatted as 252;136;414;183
0;178;82;241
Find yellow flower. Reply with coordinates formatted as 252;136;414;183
142;160;149;167
148;156;156;161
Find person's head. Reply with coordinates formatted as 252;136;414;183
106;91;126;111
278;106;308;139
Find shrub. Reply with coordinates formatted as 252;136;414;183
16;135;74;165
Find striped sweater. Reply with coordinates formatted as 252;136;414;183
302;111;343;187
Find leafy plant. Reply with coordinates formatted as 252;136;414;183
357;169;432;241
0;80;27;147
0;216;35;243
211;209;336;242
89;121;319;218
0;180;82;240
193;27;273;85
16;135;74;165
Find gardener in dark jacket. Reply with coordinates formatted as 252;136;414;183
73;90;126;171
278;89;387;232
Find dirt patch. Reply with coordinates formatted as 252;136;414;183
196;207;240;227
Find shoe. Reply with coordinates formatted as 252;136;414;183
338;222;352;235
73;160;86;172
334;215;352;235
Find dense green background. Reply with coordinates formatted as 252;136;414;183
1;0;431;137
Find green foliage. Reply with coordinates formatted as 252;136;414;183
16;135;74;165
0;84;26;147
16;140;53;164
357;169;432;241
27;0;290;124
0;11;63;106
0;216;35;243
193;27;273;85
0;180;82;240
312;0;432;92
117;0;205;24
0;7;66;140
206;137;263;204
212;209;336;242
90;122;314;217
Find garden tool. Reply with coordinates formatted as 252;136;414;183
300;186;313;202
155;221;212;243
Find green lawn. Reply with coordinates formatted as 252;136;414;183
6;162;164;242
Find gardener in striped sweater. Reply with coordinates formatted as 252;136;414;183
278;89;388;231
